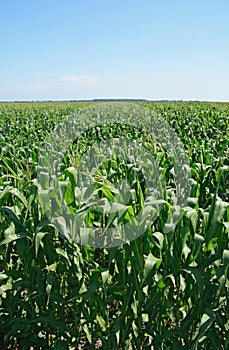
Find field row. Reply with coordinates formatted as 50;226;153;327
0;101;228;349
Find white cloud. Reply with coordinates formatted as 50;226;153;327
59;75;98;85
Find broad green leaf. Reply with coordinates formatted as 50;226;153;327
0;206;31;236
56;247;70;263
223;221;229;233
183;267;203;291
191;311;216;345
143;253;161;281
96;315;106;332
44;262;57;272
223;249;229;271
0;273;8;282
101;268;109;284
152;231;164;249
35;231;49;257
100;186;114;201
0;281;12;294
83;324;92;344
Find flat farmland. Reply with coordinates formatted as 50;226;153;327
0;101;228;349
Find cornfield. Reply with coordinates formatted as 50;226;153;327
0;101;228;349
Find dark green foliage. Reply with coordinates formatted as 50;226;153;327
0;102;228;349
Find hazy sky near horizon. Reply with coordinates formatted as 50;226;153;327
1;0;229;101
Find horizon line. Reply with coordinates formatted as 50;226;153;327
0;98;229;103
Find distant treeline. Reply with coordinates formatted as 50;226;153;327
1;99;204;103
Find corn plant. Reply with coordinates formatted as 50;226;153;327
0;101;228;349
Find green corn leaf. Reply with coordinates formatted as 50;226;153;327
96;315;106;332
35;231;49;257
191;310;216;347
223;221;229;233
0;206;31;237
183;266;203;292
223;249;229;274
143;253;161;282
0;281;12;295
0;273;8;282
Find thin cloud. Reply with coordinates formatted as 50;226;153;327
59;75;98;85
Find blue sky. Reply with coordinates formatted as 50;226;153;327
1;0;229;101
